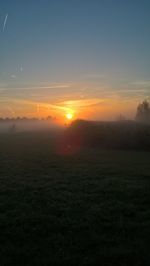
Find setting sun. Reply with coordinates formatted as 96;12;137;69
66;113;73;120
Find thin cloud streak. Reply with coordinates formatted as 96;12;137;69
3;14;8;32
1;84;70;91
2;97;72;113
60;98;105;108
130;81;150;87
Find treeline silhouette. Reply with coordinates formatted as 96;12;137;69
65;119;150;150
0;116;54;122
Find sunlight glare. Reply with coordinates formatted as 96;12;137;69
66;113;73;120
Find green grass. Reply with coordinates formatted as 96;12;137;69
0;132;150;265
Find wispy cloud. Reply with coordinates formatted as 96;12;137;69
6;106;16;116
3;14;8;32
59;98;105;108
82;73;107;82
129;80;150;87
10;75;16;79
1;83;71;91
2;97;72;113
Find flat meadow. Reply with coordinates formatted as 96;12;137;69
0;131;150;265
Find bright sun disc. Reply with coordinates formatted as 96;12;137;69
66;113;73;120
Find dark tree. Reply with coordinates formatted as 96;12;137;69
135;100;150;123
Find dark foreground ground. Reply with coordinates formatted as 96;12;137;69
0;131;150;265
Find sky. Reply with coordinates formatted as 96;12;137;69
0;0;150;120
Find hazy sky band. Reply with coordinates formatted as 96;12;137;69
0;0;150;118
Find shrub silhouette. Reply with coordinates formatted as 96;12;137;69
65;119;150;150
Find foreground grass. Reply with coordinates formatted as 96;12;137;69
0;132;150;265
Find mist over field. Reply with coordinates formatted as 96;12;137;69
0;120;62;133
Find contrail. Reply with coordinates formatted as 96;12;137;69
3;14;8;32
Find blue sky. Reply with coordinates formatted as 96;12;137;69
0;0;150;119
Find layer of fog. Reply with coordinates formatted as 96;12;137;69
0;120;62;133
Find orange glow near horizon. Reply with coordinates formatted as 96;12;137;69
0;97;140;122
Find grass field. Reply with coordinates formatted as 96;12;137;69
0;132;150;265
